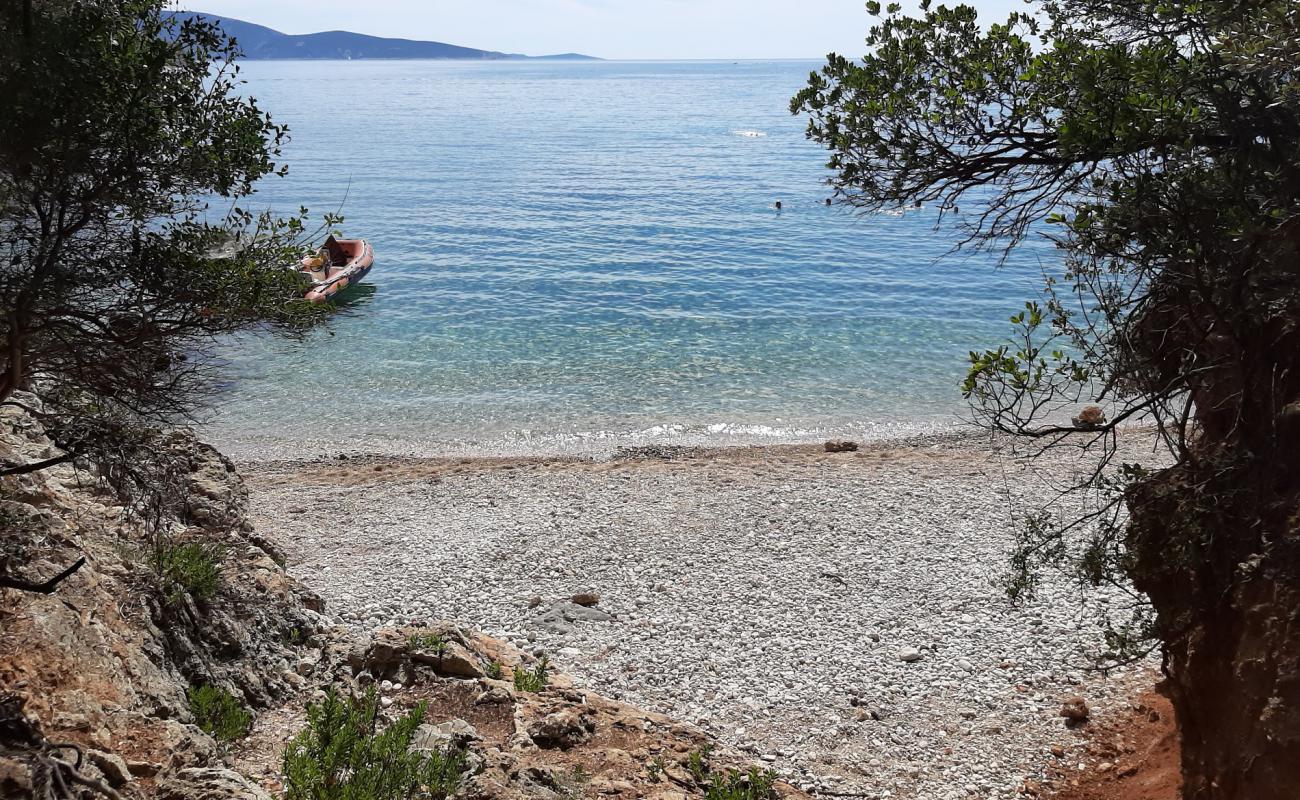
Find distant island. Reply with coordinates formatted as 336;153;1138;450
168;11;599;61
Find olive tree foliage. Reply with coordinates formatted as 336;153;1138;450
794;0;1300;661
0;0;335;592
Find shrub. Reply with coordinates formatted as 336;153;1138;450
683;746;776;800
407;632;448;657
686;745;714;783
155;542;223;602
485;661;504;680
187;684;252;742
282;688;465;800
705;768;778;800
512;656;549;693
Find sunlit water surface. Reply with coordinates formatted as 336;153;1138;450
204;60;1053;458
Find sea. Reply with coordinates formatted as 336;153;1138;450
204;59;1055;459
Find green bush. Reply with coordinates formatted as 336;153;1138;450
187;684;252;742
512;656;549;693
407;632;448;656
705;768;778;800
155;542;223;601
484;661;504;680
283;688;465;800
684;746;777;800
686;745;714;783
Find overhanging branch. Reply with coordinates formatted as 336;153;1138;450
0;452;76;477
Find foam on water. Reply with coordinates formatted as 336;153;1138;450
203;60;1053;459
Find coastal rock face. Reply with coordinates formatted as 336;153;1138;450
0;404;325;794
1128;455;1300;800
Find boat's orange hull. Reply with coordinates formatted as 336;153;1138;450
301;236;374;304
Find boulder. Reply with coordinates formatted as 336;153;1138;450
412;641;485;680
360;629;408;679
527;709;596;750
824;440;859;453
412;718;482;751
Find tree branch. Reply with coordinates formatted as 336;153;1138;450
0;452;76;477
0;557;86;595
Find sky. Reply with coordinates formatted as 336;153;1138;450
176;1;1029;60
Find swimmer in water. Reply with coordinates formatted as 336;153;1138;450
825;198;832;206
775;201;783;210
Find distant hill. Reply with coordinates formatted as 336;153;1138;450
167;11;599;61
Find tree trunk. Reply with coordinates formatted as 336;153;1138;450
1127;452;1300;799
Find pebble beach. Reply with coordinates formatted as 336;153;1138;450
244;429;1159;800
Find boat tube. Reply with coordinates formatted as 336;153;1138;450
299;236;374;304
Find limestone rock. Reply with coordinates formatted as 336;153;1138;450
156;767;273;800
412;718;482;751
897;647;923;663
86;748;132;788
414;641;485;679
527;709;596;750
533;601;612;633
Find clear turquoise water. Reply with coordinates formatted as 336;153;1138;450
206;59;1052;457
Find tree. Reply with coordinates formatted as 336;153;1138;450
0;1;331;592
793;2;1299;798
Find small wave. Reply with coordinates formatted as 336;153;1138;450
733;130;767;138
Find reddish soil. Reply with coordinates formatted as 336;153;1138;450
1045;690;1182;800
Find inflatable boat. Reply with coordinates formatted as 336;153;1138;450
299;236;374;304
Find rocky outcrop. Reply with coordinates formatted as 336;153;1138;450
243;626;806;800
1127;449;1300;799
0;405;328;796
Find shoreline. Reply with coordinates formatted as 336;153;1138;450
226;418;991;471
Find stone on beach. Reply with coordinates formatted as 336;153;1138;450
897;647;924;663
533;601;613;633
1071;405;1106;428
1060;696;1091;725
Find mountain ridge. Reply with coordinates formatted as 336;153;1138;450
168;11;599;61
